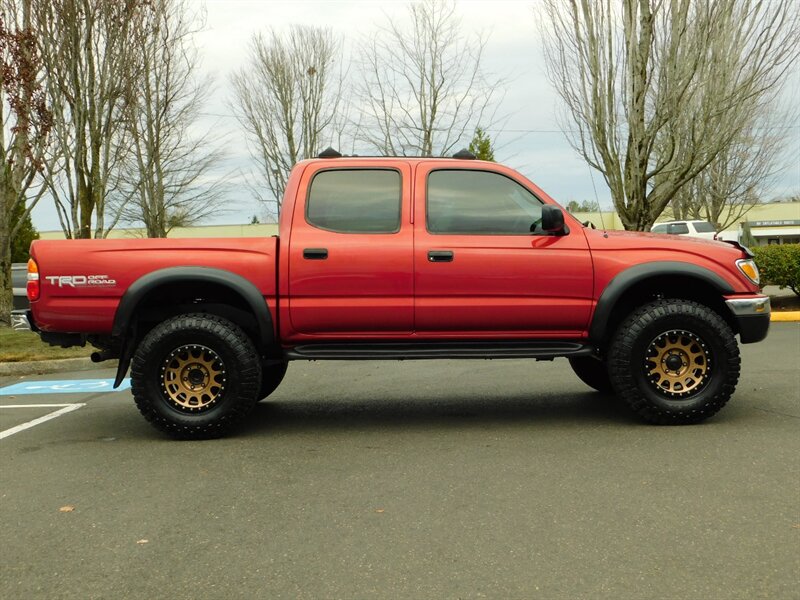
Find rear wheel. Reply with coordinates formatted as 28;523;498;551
131;314;261;439
568;356;612;393
608;299;740;424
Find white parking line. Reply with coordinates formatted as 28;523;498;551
0;403;86;440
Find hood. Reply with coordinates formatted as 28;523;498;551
581;227;758;294
584;228;747;260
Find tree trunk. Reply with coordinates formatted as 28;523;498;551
0;224;13;327
77;177;92;239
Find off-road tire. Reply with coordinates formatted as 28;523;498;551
131;313;262;439
568;356;613;394
258;361;288;401
608;299;740;425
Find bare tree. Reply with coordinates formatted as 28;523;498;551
231;25;344;217
540;0;799;231
117;0;228;238
34;0;147;239
0;0;51;325
357;0;502;157
668;116;786;230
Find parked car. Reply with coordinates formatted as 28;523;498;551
15;149;769;438
11;263;28;310
651;220;718;240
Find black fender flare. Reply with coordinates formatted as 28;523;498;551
111;267;275;386
589;261;735;343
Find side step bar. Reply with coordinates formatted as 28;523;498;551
284;341;595;361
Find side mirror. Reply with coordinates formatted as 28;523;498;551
541;205;566;234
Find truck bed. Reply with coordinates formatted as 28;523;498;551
30;237;278;334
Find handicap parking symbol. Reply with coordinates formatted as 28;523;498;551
0;378;131;396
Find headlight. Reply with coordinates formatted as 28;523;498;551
736;258;760;285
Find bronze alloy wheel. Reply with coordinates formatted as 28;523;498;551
644;329;710;398
160;344;226;412
608;299;740;425
132;314;262;439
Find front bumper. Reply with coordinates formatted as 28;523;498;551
725;296;770;344
10;309;34;332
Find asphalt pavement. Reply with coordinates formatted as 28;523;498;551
1;324;799;599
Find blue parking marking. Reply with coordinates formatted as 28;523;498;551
0;378;131;396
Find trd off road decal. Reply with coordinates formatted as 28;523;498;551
45;274;117;288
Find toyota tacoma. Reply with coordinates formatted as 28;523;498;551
14;150;770;438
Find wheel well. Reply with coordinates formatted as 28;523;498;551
128;281;265;352
600;275;736;348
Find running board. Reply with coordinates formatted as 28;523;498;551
284;341;594;361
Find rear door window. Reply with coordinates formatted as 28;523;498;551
306;169;401;233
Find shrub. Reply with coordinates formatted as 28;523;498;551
752;244;800;297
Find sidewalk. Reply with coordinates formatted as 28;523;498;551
0;357;117;377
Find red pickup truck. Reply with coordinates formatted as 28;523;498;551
17;151;770;438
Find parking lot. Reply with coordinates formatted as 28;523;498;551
1;323;798;599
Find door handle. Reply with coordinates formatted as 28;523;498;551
428;250;454;262
303;248;328;260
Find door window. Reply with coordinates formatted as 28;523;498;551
306;169;401;233
427;170;544;235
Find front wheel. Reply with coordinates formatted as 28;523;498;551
608;299;740;425
130;314;262;439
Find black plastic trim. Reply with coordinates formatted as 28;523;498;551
284;340;594;361
111;267;275;387
589;261;736;343
303;248;328;260
541;205;566;235
41;331;86;348
318;147;342;158
720;239;754;258
26;309;39;332
428;250;454;262
113;321;137;388
734;313;770;344
452;148;476;159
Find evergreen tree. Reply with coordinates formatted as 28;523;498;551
10;202;39;263
468;127;495;161
740;221;757;248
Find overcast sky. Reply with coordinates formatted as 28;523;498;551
31;0;800;232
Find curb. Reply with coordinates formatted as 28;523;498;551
0;357;118;377
771;311;800;322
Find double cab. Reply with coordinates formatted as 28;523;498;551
17;151;770;438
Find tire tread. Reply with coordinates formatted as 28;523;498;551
608;299;740;425
130;313;261;439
